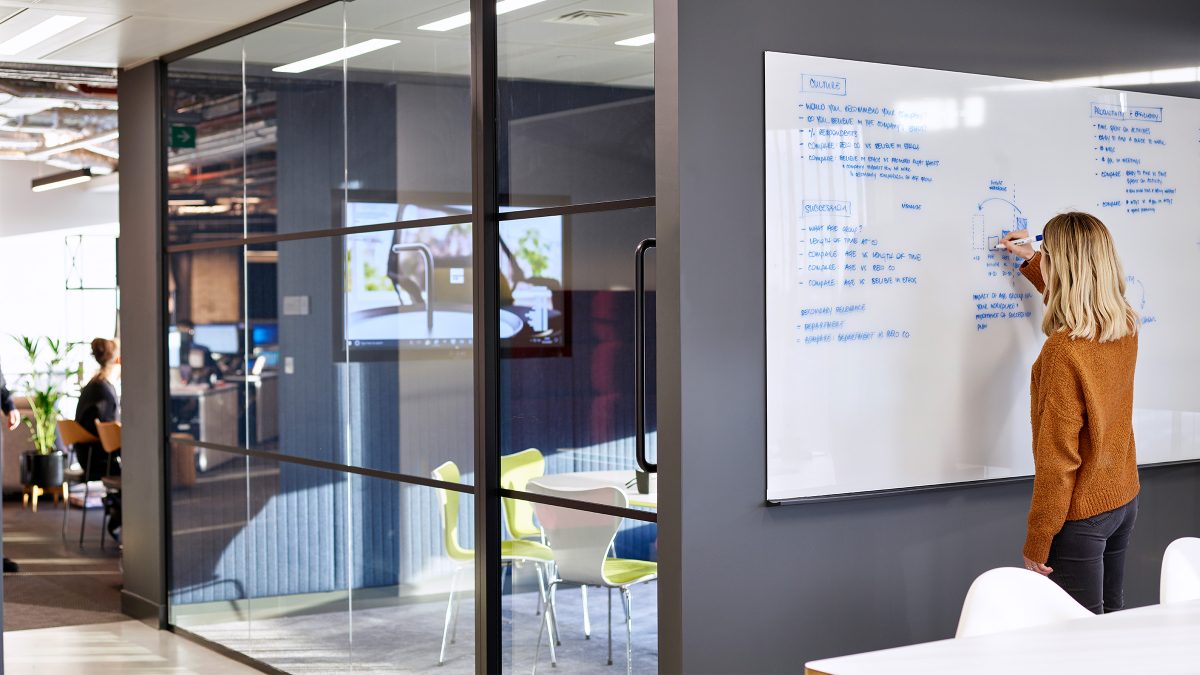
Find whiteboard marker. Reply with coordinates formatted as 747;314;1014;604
993;234;1042;250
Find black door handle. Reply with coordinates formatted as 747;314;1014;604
634;238;656;473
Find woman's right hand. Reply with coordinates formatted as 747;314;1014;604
1001;229;1036;260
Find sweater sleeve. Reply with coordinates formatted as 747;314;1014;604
1019;251;1046;295
1023;346;1085;562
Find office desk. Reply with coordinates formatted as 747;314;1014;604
169;384;239;471
530;470;657;510
223;373;278;445
805;599;1200;675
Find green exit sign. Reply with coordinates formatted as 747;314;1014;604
170;124;196;149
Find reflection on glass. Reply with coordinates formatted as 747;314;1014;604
501;496;657;674
166;0;473;246
500;208;657;481
166;40;255;247
169;447;479;671
498;0;654;207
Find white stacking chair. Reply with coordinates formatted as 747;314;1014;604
1160;537;1200;604
528;482;657;675
956;567;1091;638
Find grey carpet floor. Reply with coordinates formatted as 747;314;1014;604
3;497;124;631
184;579;659;673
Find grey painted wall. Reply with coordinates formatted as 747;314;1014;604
117;61;167;624
660;1;1200;671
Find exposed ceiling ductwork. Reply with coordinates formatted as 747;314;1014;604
0;68;119;173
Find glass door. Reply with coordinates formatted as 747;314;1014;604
492;3;657;671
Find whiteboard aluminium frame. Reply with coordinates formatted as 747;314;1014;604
759;50;1200;506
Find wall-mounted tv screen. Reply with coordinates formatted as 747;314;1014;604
337;194;568;358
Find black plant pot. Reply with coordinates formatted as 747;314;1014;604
20;450;65;488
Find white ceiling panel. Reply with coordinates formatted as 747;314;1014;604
0;0;653;85
0;0;311;67
45;15;236;66
0;7;125;60
0;0;305;25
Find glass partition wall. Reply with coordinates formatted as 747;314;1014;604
162;1;655;672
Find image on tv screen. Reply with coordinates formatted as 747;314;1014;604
341;200;566;355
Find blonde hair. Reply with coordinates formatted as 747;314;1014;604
1039;212;1138;342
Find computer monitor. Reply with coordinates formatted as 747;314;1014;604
251;323;278;347
192;324;241;355
255;349;280;368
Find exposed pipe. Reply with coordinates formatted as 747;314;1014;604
0;81;118;109
26;130;120;160
0;108;119;132
0;61;116;86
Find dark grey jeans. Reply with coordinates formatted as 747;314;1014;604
1047;495;1139;614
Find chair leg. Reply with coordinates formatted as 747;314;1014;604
550;581;560;646
533;580;559;674
622;588;633;675
546;579;559;666
536;563;560;647
439;567;460;665
535;563;544;615
99;497;108;550
581;584;592;639
607;587;613;666
79;453;94;547
451;572;463;645
62;480;70;537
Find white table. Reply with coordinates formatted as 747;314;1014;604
805;599;1200;675
528;470;657;510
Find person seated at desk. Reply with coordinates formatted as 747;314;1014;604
177;320;222;385
76;338;121;481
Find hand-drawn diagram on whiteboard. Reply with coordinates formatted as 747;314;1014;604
765;51;1200;502
969;179;1036;332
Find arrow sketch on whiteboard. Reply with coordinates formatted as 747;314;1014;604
976;197;1023;213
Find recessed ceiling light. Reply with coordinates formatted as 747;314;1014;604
419;0;548;32
31;168;92;192
1052;66;1200;88
0;15;86;56
615;33;654;47
273;38;401;74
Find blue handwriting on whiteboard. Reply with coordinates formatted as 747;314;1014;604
802;200;851;217
1089;102;1163;123
802;74;846;96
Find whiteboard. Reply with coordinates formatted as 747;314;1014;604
765;51;1200;502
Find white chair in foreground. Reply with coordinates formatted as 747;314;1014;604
956;567;1091;638
528;482;657;675
1161;537;1200;604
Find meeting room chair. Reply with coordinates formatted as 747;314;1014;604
1160;537;1200;604
501;447;572;644
56;420;96;537
500;448;546;543
95;421;122;549
431;460;556;667
955;567;1091;638
527;482;657;675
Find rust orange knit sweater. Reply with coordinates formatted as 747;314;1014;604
1020;252;1140;563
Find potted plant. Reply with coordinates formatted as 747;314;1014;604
12;336;79;491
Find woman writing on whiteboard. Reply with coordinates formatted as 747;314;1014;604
1002;212;1140;614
